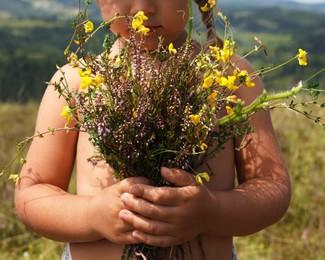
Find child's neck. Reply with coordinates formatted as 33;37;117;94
111;30;190;56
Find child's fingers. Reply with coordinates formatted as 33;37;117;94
119;209;176;246
120;192;172;219
131;229;181;248
117;177;151;193
127;183;188;206
161;167;197;187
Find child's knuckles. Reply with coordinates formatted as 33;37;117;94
142;221;160;234
139;235;172;248
143;203;157;218
143;188;164;203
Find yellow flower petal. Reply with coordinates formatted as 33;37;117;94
226;106;233;115
60;105;72;123
202;74;214;88
219;76;238;91
168;43;177;54
132;108;137;118
80;76;93;90
297;48;308;66
195;172;211;185
226;95;237;103
189;114;200;125
200;4;210;12
138;25;150;36
84;21;94;33
245;77;255;88
132;11;149;35
207;91;218;104
199;143;208;151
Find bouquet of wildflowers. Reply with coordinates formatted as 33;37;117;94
1;0;324;259
55;1;324;188
57;2;324;258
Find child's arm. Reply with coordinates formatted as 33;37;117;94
118;58;291;247
14;65;147;244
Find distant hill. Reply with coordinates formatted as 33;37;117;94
220;0;325;12
0;0;324;20
0;0;98;19
0;0;324;102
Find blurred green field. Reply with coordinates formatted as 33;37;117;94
0;102;324;259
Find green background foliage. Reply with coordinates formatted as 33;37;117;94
0;1;324;102
0;0;324;259
1;103;324;259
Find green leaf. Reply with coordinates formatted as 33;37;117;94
195;172;210;185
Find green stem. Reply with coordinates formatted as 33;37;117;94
186;0;193;44
215;83;303;126
304;67;325;83
1;127;79;179
258;56;297;75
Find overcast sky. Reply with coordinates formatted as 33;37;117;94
293;0;325;3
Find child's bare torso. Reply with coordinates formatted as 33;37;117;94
69;131;236;259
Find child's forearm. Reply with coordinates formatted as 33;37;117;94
15;183;100;243
118;167;290;247
205;178;291;237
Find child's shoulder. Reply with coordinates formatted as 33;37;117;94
50;63;81;92
232;54;265;104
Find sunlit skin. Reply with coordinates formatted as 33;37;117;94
14;0;291;259
97;0;189;51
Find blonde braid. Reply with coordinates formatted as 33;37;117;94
193;0;223;48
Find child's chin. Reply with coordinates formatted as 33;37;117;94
134;35;161;51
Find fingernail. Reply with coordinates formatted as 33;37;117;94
121;193;130;203
161;167;171;174
119;209;128;219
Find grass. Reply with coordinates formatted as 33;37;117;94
0;102;324;259
235;104;325;259
0;103;64;259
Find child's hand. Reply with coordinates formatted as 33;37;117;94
118;167;214;247
86;177;151;244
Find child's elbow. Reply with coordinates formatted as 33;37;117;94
275;174;292;223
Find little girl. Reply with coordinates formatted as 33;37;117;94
15;1;291;259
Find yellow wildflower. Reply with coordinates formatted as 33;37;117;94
134;11;148;22
235;70;255;88
209;45;221;60
199;142;208;151
195;172;211;185
201;4;210;12
208;0;217;8
219;76;238;91
236;69;248;79
67;52;78;67
297;48;307;66
202;73;214;89
138;25;150;35
221;39;236;63
226;106;234;115
245;77;255;88
207;91;218;105
189;114;201;125
226;95;237;103
200;0;216;12
78;66;92;77
168;43;177;54
80;76;93;90
61;105;72;123
132;108;137;118
132;11;149;35
93;72;105;87
84;20;94;33
132;18;143;30
8;174;19;184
